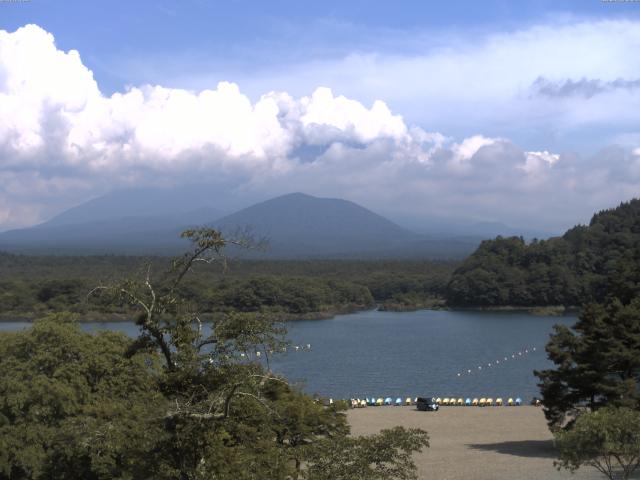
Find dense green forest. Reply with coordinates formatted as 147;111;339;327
0;253;455;320
446;199;640;307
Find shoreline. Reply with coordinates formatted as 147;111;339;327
0;303;579;323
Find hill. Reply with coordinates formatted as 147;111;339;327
445;198;640;307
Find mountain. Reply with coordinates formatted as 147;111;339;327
446;198;640;307
212;193;483;259
0;210;221;255
0;191;483;258
214;193;413;256
44;184;229;227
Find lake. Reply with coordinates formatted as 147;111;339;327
1;309;576;402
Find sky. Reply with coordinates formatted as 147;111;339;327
1;0;640;233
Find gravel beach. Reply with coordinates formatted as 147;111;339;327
347;406;603;480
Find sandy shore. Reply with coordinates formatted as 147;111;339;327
348;406;602;480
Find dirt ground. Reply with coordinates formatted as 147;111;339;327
347;406;603;480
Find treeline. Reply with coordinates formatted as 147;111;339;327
0;255;456;319
446;199;640;307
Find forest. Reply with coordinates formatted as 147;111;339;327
446;199;640;307
0;253;455;320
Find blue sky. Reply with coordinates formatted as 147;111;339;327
1;1;640;231
5;1;639;91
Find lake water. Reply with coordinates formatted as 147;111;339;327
1;309;576;402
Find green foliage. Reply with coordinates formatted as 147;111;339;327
0;253;455;319
304;427;429;480
0;228;430;479
447;198;640;307
535;297;640;428
0;313;165;480
554;407;640;480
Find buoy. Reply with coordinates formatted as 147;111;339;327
472;398;479;406
467;369;472;374
465;398;472;406
478;366;482;370
295;346;300;351
405;397;412;406
307;343;311;349
496;398;503;406
507;398;514;406
457;373;461;377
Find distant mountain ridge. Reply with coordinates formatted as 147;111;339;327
0;189;488;259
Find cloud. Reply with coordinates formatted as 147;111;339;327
531;77;640;99
0;24;640;233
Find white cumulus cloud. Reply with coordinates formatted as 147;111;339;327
0;24;639;233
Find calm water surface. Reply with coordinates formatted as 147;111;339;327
2;309;576;401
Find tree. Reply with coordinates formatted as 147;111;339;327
554;407;640;480
0;313;166;480
85;227;429;480
304;427;429;480
535;297;640;428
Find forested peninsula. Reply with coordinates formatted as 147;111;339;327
446;199;640;308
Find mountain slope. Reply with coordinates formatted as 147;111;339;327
214;192;422;257
45;184;228;226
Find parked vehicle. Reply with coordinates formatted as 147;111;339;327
416;397;439;411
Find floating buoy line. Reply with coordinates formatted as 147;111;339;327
230;343;313;360
455;346;538;378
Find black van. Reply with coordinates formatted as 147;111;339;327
416;397;439;411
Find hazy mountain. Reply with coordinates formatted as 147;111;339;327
213;192;416;257
0;191;483;258
395;216;555;240
0;209;221;255
45;184;229;226
213;193;483;259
